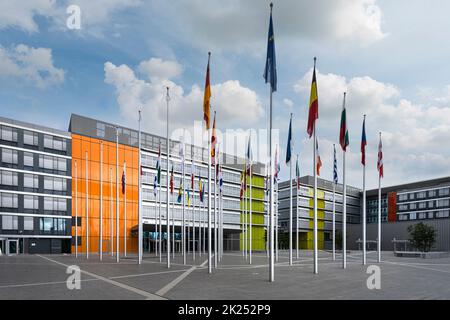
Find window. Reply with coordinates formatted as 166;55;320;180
40;217;53;231
39;155;67;172
24;195;39;210
23;130;38;146
44;176;66;192
418;212;427;219
23;152;34;167
1;148;18;165
429;190;437;197
0;170;18;186
2;215;18;230
439;188;450;196
398;194;408;201
0;192;18;208
23;174;39;189
416;191;427;199
428;200;435;208
43;197;67;212
410;213;417;220
398;204;408;211
418;202;426;209
398;214;408;221
436;210;450;218
437;199;450;207
44;135;66;151
409;203;417;210
96;122;105;138
39;217;66;232
24;217;34;230
0;125;18;142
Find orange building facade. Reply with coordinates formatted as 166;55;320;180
71;133;139;255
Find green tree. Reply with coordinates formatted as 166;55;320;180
407;222;436;252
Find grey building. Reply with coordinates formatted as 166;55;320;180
0;116;72;254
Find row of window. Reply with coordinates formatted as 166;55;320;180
398;199;450;211
0;192;68;211
1;215;68;232
398;210;450;221
398;188;450;202
1;148;68;173
0;170;68;192
0;124;68;151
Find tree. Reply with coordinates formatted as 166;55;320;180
407;222;436;252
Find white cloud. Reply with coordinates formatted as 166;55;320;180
104;58;264;138
0;0;140;33
158;0;386;50
283;98;294;108
137;58;183;81
0;0;56;32
0;44;64;88
290;69;450;189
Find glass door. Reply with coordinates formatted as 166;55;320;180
7;239;19;255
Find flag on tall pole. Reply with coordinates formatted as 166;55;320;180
361;115;367;265
154;144;161;195
295;154;300;259
307;57;319;274
246;135;253;264
315;138;322;176
377;132;383;263
332;144;337;261
296;155;300;190
170;165;174;195
307;60;319;138
339;92;348;269
286;114;293;266
264;2;276;282
203;52;213;274
138;110;143;265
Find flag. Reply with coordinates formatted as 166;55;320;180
246;136;252;174
274;144;280;183
296;155;300;189
286;116;292;165
333;144;338;184
316;138;322;176
239;172;245;200
156;145;161;184
153;175;157;196
198;177;203;203
170;165;174;194
218;165;223;193
307;60;319;138
377;135;384;178
177;178;183;203
186;189;191;206
263;3;277;92
211;113;217;164
361;116;367;166
339;94;349;152
121;170;126;194
203;53;211;130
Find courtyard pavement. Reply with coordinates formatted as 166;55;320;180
1;250;449;300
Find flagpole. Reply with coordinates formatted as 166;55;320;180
378;132;382;263
115;128;119;263
75;160;78;258
296;154;299;260
362;115;367;265
214;136;218;268
332;147;336;261
138;110;143;264
110;167;113;257
313;127;318;274
192;156;196;261
166;89;171;268
182;132;186;266
208;112;212;274
100;142;103;261
289;113;293;266
249;142;253;265
342;92;347;270
86;151;89;259
244;177;247;261
123;161;127;258
159;172;162;263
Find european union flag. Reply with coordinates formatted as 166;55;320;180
264;3;277;92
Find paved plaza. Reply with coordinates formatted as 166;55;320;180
1;250;449;300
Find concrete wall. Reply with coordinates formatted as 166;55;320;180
347;218;450;251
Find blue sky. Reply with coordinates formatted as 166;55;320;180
1;0;450;189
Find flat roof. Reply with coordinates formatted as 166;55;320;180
0;115;71;138
366;176;450;197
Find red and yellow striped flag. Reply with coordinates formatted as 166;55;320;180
307;58;319;138
203;53;211;130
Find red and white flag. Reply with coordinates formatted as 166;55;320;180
377;135;383;178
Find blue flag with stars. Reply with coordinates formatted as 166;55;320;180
263;3;277;92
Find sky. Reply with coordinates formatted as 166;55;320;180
1;0;450;190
